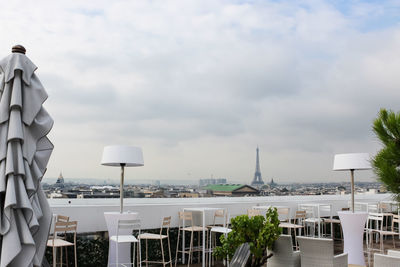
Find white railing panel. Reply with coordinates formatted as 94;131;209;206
49;194;393;233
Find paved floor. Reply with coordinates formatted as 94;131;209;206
174;236;400;267
335;235;400;267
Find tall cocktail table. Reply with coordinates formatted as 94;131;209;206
182;207;223;267
338;211;368;266
104;211;139;267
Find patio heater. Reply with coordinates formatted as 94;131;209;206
101;145;144;213
333;153;371;266
333;153;371;212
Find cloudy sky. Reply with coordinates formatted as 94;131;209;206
1;0;400;184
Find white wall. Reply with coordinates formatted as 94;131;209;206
49;194;393;233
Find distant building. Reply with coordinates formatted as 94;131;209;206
49;192;63;198
379;184;387;193
178;192;199;198
251;147;264;186
269;178;277;187
204;184;259;197
199;178;227;187
55;172;65;187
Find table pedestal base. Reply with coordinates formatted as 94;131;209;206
338;211;368;266
104;212;139;267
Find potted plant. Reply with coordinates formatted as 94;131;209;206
213;207;281;266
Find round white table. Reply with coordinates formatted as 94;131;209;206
338;211;368;266
104;211;139;267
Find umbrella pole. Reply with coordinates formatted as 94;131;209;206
350;169;354;213
120;164;125;213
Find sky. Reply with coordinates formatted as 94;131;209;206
1;0;400;184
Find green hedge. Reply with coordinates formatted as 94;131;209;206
45;228;209;267
46;232;109;267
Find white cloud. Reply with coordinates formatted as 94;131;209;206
1;0;399;183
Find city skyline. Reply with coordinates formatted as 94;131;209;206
43;176;380;186
2;1;398;183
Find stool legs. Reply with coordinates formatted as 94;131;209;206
145;239;148;267
161;238;165;267
188;231;194;267
53;247;56;267
168;236;172;267
60;246;63;267
175;229;181;267
65;247;69;267
141;237;171;267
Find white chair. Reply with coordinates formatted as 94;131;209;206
366;213;398;253
247;209;261;217
47;221;78;267
139;216;172;267
110;219;141;267
388;250;400;257
293;210;307;236
297;236;347;267
48;215;70;266
374;252;400;267
208;209;227;227
323;208;348;241
320;205;332;235
379;202;394;231
368;203;379;213
175;212;204;267
279;210;304;249
267;235;300;267
299;205;322;237
208;211;231;266
277;207;291;222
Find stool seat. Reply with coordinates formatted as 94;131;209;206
305;218;323;223
280;222;304;229
111;235;139;243
139;233;168;239
140;217;172;267
182;226;204;232
210;226;232;234
47;239;74;248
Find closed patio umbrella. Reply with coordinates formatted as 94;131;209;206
0;45;54;267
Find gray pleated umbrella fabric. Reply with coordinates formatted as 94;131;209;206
0;47;53;267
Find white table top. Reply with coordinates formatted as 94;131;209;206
252;205;288;209
338;211;368;215
380;200;399;204
298;203;331;207
183;207;223;212
104;211;138;215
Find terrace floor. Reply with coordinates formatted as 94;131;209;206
334;236;400;267
173;237;400;267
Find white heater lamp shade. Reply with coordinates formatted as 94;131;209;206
101;145;144;167
333;153;371;171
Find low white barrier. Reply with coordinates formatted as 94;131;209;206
49;193;392;233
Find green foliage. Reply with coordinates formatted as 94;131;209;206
46;234;109;267
373;109;400;202
213;208;281;267
45;228;204;267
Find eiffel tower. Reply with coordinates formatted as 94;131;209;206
251;147;264;186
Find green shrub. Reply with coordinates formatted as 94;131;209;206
213;207;281;267
45;228;204;266
46;233;109;267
